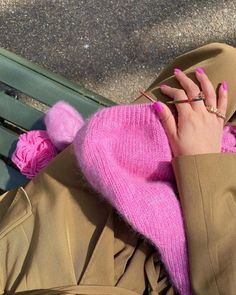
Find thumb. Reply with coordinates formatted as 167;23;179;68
152;101;177;138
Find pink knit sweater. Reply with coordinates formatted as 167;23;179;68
45;101;236;295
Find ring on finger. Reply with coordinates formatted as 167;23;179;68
205;105;226;120
198;91;205;100
166;91;206;104
216;111;226;120
190;91;206;102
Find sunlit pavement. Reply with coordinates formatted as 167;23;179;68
0;0;234;104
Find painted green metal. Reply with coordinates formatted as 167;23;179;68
0;126;18;158
0;159;28;191
0;47;117;191
0;48;116;118
0;92;45;130
0;47;112;104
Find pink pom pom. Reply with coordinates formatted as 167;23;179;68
44;101;84;151
12;130;58;179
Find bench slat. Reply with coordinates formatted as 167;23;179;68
0;47;114;106
0;47;117;191
0;92;45;130
0;52;116;118
0;126;18;158
0;159;27;191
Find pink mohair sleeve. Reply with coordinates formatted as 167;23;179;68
73;103;191;295
44;100;236;295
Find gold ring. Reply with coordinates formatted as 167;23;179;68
205;105;226;120
198;91;205;100
191;91;205;101
216;111;226;120
166;91;206;104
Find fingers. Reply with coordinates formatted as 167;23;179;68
160;84;192;114
217;80;228;124
174;68;206;111
152;101;177;140
159;67;227;126
195;67;217;108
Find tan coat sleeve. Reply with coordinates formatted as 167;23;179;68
171;153;236;295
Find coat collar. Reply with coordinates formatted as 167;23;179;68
0;187;32;240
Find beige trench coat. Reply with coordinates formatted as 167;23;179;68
0;42;236;295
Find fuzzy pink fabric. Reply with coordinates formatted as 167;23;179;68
44;100;84;151
73;103;190;295
41;102;236;295
44;101;236;295
12;130;58;179
222;125;236;152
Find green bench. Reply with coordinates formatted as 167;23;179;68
0;48;116;192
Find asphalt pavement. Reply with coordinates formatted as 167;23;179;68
0;0;235;104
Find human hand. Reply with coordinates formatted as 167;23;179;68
152;67;228;157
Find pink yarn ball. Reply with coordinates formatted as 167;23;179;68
12;130;58;179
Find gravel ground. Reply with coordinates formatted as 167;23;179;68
0;0;235;104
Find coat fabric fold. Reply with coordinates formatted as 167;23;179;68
1;42;236;294
43;99;236;295
0;146;175;295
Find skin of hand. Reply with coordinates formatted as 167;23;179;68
152;67;228;157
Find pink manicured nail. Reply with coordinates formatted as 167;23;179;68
152;101;163;113
160;84;167;88
174;68;182;74
196;67;205;74
222;80;228;91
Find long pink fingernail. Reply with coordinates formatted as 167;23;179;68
152;101;163;113
222;80;228;91
174;68;182;74
196;67;205;74
160;84;168;88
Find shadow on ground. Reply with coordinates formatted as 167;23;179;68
0;0;235;103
